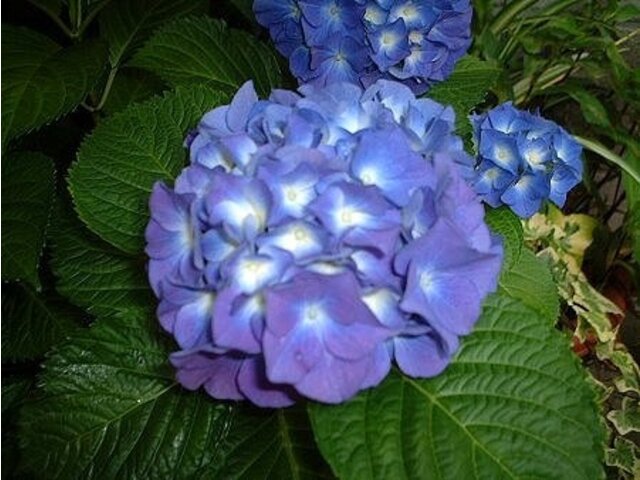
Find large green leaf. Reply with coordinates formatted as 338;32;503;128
428;56;502;140
69;86;228;254
20;309;332;479
1;283;78;361
309;291;604;479
131;16;281;96
102;69;166;115
499;248;559;322
1;152;55;288
19;309;233;480
1;26;106;148
99;0;206;67
49;198;151;316
206;405;334;479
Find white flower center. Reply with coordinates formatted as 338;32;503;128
286;188;298;202
293;227;308;241
361;171;375;185
409;31;423;44
381;32;396;46
496;147;509;161
340;210;354;224
419;270;436;294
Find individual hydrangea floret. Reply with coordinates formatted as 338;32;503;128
253;0;472;94
145;79;503;407
470;102;583;218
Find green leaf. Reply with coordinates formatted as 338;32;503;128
1;152;55;288
428;56;502;140
3;375;34;480
499;248;559;322
131;16;281;96
69;86;228;254
19;309;234;480
2;376;32;414
99;0;206;67
567;88;611;128
49;197;152;316
19;309;332;479
605;437;640;476
1;282;78;361
1;26;106;148
206;406;334;479
309;292;604;480
607;397;640;436
614;4;640;22
102;69;166;115
575;135;640;185
484;206;523;271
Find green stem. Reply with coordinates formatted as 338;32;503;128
84;66;118;112
27;0;74;38
77;0;112;37
575;136;640;185
95;67;118;111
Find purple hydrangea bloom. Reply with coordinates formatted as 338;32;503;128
470;103;583;218
146;80;503;407
253;0;472;94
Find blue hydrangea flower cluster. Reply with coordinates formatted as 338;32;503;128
470;103;583;218
146;80;503;407
253;0;472;94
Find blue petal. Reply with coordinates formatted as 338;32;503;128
472;161;516;208
213;289;264;354
479;129;522;174
205;172;272;241
222;247;293;295
395;219;502;336
394;331;455;377
369;19;411;70
361;288;406;330
517;134;551;172
257;220;328;261
309;181;401;238
168;289;215;349
549;165;581;207
236;355;298;407
500;173;550;218
351;127;430;206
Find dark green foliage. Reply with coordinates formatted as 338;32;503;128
69;87;228;254
49;197;153;316
1;152;55;288
1;282;79;361
1;26;106;149
131;16;282;96
2;1;633;478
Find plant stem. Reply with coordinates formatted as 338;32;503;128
27;0;74;38
76;0;113;37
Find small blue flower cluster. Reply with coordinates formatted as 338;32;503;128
471;103;583;218
146;80;502;407
253;0;472;93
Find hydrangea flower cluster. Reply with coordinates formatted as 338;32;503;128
253;0;472;93
146;80;503;407
470;103;583;218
